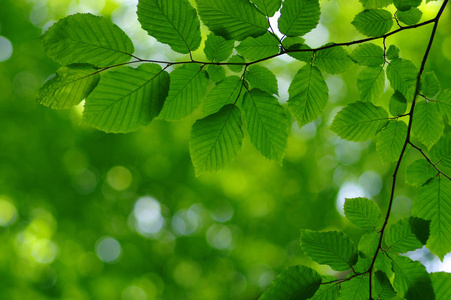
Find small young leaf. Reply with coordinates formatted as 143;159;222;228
309;275;340;300
278;0;320;37
412;101;444;150
259;265;321;300
386;58;418;100
313;46;353;74
206;65;226;83
389;91;407;116
436;89;451;124
243;89;288;164
236;32;281;61
385;217;428;253
288;65;329;127
350;43;385;67
344;197;383;231
251;0;282;17
204;33;234;62
195;0;268;41
246;65;278;96
394;0;422;11
392;256;435;300
359;0;393;9
37;64;100;109
357;66;385;103
203;76;243;116
159;64;209;120
373;271;397;300
338;274;369;299
83;64;169;133
330;102;389;142
137;0;201;54
358;231;380;257
42;13;134;67
300;230;358;271
352;9;393;37
430;133;451;168
376;120;407;163
405;159;436;187
386;45;400;60
397;7;423;25
190;105;244;175
421;71;440;98
227;55;246;72
431;272;451;300
414;178;451;260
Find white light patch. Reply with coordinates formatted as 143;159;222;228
96;237;121;263
336;182;367;216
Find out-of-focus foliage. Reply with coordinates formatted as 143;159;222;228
1;0;451;299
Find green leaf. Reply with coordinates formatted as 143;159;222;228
246;65;278;96
421;71;440;98
358;231;380;257
376;120;407;163
288;65;329;127
389;91;407;116
338;274;369;300
359;0;393;9
137;0;201;54
386;45;400;60
300;230;358;271
285;43;313;63
313;46;353;74
357;66;385;103
431;272;451;300
203;76;244;116
278;0;320;37
385;217;429;253
373;271;397;300
204;33;234;62
195;0;268;41
83;64;169;133
259;265;321;300
227;55;245;72
397;7;423;25
243;89;287;164
405;159;437;187
352;9;393;37
386;58;418;100
350;43;385;67
344;197;383;231
330;102;389;142
206;65;226;83
430;133;451;168
394;0;422;11
392;256;434;300
37;64;100;109
436;89;451;124
413;177;451;260
411;101;444;149
309;275;340;300
374;251;393;277
190;105;244;175
251;0;282;17
236;32;280;61
42;13;134;67
158;64;209;120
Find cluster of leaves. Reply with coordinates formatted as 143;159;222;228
37;0;451;299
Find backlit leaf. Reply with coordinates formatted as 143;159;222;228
376;120;407;163
430;133;451;168
359;0;393;9
350;43;385;67
436;89;451;124
278;0;320;37
251;0;282;17
397;7;423;25
236;32;281;61
288;65;328;127
385;217;429;253
246;65;278;96
83;64;169;133
386;58;418;100
352;9;393;37
309;275;340;300
405;159;437;187
389;91;407;116
392;256;434;299
37;64;100;109
42;13;134;67
431;272;451;300
313;46;353;74
330;102;389;142
421;71;440;98
203;76;244;116
344;197;383;231
204;33;234;62
394;0;422;11
412;101;444;149
137;0;201;54
357;66;385;103
338;274;369;300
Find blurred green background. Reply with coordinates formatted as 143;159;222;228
0;0;450;299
